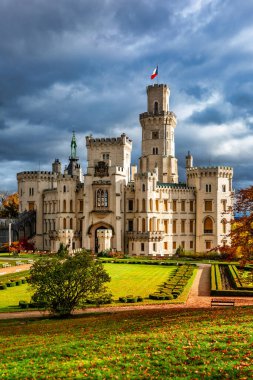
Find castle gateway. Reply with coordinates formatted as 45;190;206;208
17;84;233;256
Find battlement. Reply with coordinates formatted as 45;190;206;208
147;84;168;91
187;166;233;178
17;171;81;182
86;133;132;147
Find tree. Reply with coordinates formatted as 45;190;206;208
220;186;253;264
0;192;19;218
29;247;111;317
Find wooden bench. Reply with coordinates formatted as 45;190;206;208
211;299;235;307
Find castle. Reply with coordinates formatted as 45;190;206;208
17;84;233;256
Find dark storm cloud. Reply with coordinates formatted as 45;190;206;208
1;0;253;191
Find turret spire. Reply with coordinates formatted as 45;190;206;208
71;131;77;159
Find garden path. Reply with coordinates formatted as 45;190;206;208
1;263;253;320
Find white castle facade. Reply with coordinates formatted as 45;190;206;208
17;84;233;256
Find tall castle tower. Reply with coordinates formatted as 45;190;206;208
139;84;178;183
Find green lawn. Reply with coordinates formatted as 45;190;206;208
0;264;176;310
105;263;175;299
0;307;252;379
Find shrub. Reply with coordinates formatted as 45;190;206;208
0;283;7;290
19;301;29;309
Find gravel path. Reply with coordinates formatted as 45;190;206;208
0;264;253;320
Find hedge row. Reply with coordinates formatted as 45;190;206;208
0;277;28;290
211;264;253;297
118;295;143;303
100;259;179;266
149;265;194;300
228;265;253;290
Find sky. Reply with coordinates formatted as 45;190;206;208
1;0;253;192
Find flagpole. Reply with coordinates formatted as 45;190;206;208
157;64;159;85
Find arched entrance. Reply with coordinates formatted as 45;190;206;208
88;222;114;253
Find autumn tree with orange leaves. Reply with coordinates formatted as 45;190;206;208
220;186;253;263
0;192;19;218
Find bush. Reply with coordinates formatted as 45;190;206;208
19;300;29;309
0;283;7;290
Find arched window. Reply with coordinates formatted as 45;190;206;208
96;189;109;208
142;184;145;192
70;218;73;229
63;218;66;229
63;185;66;193
221;219;227;234
154;101;159;114
63;200;66;212
142;199;146;212
204;217;213;234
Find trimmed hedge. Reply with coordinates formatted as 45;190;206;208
211;264;253;297
149;265;194;300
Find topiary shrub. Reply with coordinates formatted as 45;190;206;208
19;300;29;309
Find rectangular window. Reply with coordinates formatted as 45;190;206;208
153;243;156;252
173;200;177;212
190;220;194;233
173;220;177;233
164;200;168;211
181;200;185;212
206;241;212;250
181;220;185;234
205;200;212;212
156;199;159;211
190;200;194;212
79;200;83;212
132;242;134;251
128;220;133;232
152;131;159;139
190;241;193;249
206;184;212;193
128;199;133;211
164;220;168;233
173;242;176;249
182;241;185;249
222;185;226;192
141;243;145;252
164;242;168;250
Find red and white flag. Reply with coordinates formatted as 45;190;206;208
151;66;158;80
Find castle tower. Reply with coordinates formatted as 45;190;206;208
139;84;178;183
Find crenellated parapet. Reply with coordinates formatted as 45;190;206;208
86;133;132;147
187;166;233;179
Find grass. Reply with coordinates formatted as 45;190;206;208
105;263;175;299
0;307;252;379
0;264;196;311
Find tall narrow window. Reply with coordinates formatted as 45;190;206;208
181;200;185;212
142;184;145;192
149;199;153;212
190;200;194;212
63;200;66;212
206;184;212;193
173;200;177;212
173;220;177;233
181;220;185;234
142;218;146;232
128;199;133;211
204;217;213;234
70;218;73;229
154;101;159;114
70;200;73;212
142;199;146;212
